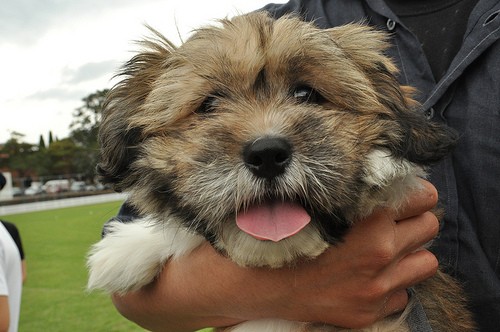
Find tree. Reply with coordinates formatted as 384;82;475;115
0;134;38;180
38;135;46;150
0;90;109;184
44;138;82;176
70;89;108;146
69;89;109;180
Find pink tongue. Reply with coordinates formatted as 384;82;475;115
236;202;311;242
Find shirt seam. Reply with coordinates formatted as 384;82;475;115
424;24;500;108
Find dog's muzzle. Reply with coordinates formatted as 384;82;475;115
238;136;312;242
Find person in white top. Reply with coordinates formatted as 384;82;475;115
0;222;22;332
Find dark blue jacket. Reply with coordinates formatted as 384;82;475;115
260;0;500;330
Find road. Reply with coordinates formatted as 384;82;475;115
0;192;127;216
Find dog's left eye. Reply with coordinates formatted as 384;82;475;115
196;95;220;114
292;86;325;104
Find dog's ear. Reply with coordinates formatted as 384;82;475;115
394;107;459;165
328;24;457;165
97;29;175;191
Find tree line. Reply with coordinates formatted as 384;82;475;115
0;89;109;187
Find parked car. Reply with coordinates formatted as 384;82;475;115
44;179;70;194
70;181;86;192
24;182;44;195
85;184;97;191
12;187;24;197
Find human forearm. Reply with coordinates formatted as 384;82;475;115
112;243;258;331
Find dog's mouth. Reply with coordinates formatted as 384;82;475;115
236;201;311;242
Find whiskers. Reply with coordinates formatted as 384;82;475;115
179;154;355;228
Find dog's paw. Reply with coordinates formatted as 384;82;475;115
87;218;204;294
86;220;164;294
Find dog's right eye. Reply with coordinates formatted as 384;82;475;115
196;95;220;114
292;86;325;104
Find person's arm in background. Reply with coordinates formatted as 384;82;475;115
0;296;9;332
21;260;27;284
111;179;439;332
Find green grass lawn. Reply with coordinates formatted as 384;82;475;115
1;200;213;332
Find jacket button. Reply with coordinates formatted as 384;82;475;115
424;107;435;120
387;19;396;31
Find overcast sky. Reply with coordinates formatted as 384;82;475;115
0;0;283;144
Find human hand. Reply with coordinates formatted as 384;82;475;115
275;178;440;328
112;178;439;331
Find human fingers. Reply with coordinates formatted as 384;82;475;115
378;250;438;318
381;289;409;318
394;210;440;256
394;249;439;288
394;178;438;221
389;178;440;257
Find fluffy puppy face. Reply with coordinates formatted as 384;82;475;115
98;13;456;267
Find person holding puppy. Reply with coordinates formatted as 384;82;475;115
106;0;499;331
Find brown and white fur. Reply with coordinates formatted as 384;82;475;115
87;12;475;331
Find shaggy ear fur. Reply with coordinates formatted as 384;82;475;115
97;29;175;191
328;24;458;165
395;107;459;165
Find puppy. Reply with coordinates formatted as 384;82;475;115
87;12;475;331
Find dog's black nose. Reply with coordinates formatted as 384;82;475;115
243;137;292;180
